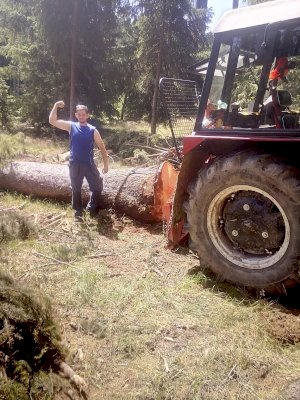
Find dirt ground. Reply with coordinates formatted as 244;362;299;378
2;195;300;399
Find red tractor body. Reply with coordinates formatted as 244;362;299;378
159;0;300;292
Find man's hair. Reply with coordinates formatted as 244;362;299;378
75;104;88;112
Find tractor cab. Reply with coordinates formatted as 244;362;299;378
160;0;300;159
193;0;300;133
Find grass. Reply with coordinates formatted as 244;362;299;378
1;128;300;399
1;192;300;399
0;130;68;164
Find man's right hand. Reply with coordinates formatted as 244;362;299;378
55;101;65;109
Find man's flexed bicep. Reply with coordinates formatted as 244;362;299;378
49;101;71;132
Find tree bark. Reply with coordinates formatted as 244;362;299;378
150;0;165;136
0;161;162;222
70;0;79;119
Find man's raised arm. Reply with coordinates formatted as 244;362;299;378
49;101;71;132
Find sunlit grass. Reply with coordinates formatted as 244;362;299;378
0;131;68;163
0;132;25;165
1;134;300;399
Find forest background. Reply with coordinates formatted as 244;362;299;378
0;0;211;135
0;0;273;136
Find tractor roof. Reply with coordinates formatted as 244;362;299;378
214;0;300;34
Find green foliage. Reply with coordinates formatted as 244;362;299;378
0;212;37;242
124;0;211;120
0;0;211;126
0;272;70;399
40;0;122;117
30;371;70;400
0;132;25;166
0;379;29;400
0;0;59;125
50;243;89;263
284;66;300;110
232;65;263;109
0;76;15;128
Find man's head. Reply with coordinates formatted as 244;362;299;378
75;104;89;125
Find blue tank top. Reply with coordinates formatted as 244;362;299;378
70;122;95;164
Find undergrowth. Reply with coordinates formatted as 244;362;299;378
0;211;37;242
0;272;75;400
0;132;25;166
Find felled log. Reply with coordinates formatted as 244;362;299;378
0;161;166;222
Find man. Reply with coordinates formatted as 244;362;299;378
265;58;297;127
49;101;109;220
268;57;296;88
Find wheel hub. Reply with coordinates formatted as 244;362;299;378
222;191;285;255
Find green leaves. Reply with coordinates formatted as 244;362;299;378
0;0;211;126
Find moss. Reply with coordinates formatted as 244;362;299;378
0;379;29;400
0;272;70;399
13;360;32;388
30;371;69;400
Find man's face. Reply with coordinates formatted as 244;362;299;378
75;109;89;124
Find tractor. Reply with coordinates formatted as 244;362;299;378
158;0;300;293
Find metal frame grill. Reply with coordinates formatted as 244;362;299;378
159;78;200;151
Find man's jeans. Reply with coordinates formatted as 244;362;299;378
69;161;103;216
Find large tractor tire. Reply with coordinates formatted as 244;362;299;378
184;151;300;290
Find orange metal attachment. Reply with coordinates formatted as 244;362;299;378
153;161;179;223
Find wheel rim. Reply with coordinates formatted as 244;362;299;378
207;185;290;269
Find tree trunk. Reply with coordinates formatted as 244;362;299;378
120;92;128;121
150;0;165;136
69;0;79;119
0;161;163;222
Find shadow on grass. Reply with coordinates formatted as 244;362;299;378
93;209;124;240
266;287;300;315
93;208;165;240
187;264;257;303
187;263;300;314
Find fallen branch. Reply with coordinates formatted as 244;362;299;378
43;228;68;235
39;213;65;231
151;267;164;277
0;202;27;213
32;251;72;266
85;252;115;259
123;144;169;152
56;360;88;398
159;354;170;373
58;361;86;387
19;262;58;280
